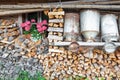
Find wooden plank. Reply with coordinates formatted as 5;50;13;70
0;9;43;16
62;0;120;5
49;19;63;23
1;4;120;10
48;12;65;15
49;41;120;46
48;27;63;32
48;35;63;40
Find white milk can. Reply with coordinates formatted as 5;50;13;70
80;10;100;42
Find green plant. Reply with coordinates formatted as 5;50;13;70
16;70;30;80
16;70;46;80
33;71;46;80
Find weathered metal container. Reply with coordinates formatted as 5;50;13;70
80;10;100;42
101;14;119;42
64;13;80;41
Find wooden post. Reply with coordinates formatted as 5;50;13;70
18;14;23;35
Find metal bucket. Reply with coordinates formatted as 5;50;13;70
64;13;80;41
101;14;119;42
80;10;100;42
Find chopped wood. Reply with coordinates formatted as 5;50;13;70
48;12;65;16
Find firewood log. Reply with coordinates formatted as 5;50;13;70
55;15;59;19
58;8;63;12
48;22;54;27
53;23;59;27
53;8;57;12
59;23;63;27
59;15;63;19
49;15;54;19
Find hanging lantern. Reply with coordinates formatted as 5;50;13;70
64;13;80;41
80;10;100;42
101;14;119;42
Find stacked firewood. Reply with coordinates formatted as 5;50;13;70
47;8;65;52
0;17;20;43
37;47;120;80
15;35;49;57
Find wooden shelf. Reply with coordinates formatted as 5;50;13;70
49;41;120;46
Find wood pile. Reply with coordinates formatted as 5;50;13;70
0;16;20;44
47;8;65;53
14;35;49;57
37;47;120;80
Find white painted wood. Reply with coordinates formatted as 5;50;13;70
48;34;63;40
49;19;63;23
18;14;23;34
38;12;42;22
48;27;63;32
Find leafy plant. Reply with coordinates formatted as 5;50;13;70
16;70;46;80
33;71;46;80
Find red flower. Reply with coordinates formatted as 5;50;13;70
42;26;47;30
25;21;31;25
42;20;47;25
37;28;44;33
25;26;31;31
36;23;42;28
21;23;26;28
31;19;36;23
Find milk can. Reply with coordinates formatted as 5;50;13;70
64;13;80;41
101;14;119;53
101;14;119;42
80;10;100;42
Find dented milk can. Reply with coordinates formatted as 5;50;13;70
64;13;80;41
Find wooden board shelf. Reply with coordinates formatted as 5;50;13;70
49;41;120;46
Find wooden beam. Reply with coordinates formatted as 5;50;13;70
50;42;120;46
0;9;44;16
1;4;120;10
62;0;120;5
